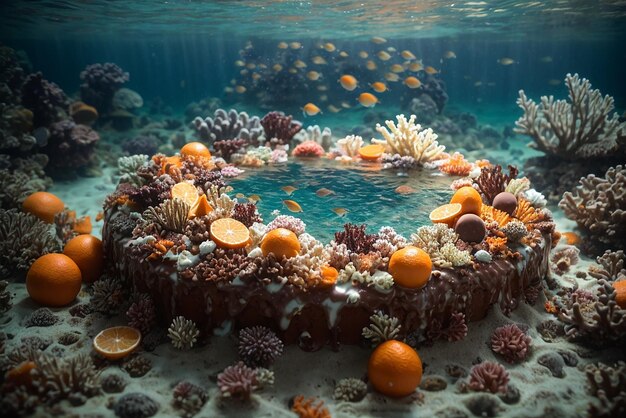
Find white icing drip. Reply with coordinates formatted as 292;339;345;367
281;298;303;330
213;320;232;336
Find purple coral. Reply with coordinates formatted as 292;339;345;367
266;215;306;236
382;153;417;170
126;294;156;335
45;119;99;171
260;111;302;146
334;223;378;254
491;324;532;363
20;72;68;127
232;203;262;228
213;138;247;162
468;361;509;394
217;361;258;399
80;62;129;112
237;326;284;367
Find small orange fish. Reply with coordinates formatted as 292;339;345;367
248;194;261;203
234;60;245;67
339;75;358;91
272;64;283;72
424;66;438;75
390;64;405;73
358;93;378;107
404;76;421;89
408;62;423;72
443;51;457;59
294;59;307;68
332;207;349;216
312;56;328;65
303;103;322;116
384;72;400;82
327;104;341;113
283;200;303;212
371;36;387;44
323;42;336;52
289;42;302;49
366;60;378;71
377;51;391;61
316;188;335;197
235;85;247;94
281;186;298;195
246;63;256;70
401;50;416;60
395;185;416;194
340;101;351;109
277;42;288;49
339;51;349;58
359;51;369;59
498;57;515;65
371;82;388;93
306;71;321;81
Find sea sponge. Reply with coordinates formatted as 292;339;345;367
113;393;159;418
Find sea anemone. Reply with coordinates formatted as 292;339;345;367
217;361;258;399
490;324;532;363
237;326;284;367
468;361;509;394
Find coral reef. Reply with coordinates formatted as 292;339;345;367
559;165;626;253
468;361;509;394
585;361;626;418
45;119;100;172
293;125;332;150
374;114;446;164
80;62;129;113
193;108;263;144
0;280;11;313
172;380;208;418
260;111;302;147
515;73;625;160
589;250;626;282
101;373;127;394
474;165;519;205
237;326;284;368
333;378;367;402
293;140;325;157
217;362;258;399
0;154;52;209
232;202;262;228
122;135;160;156
490;324;531;363
126;294;156;335
0;209;60;276
334;223;377;254
266;215;306;236
123;355;152;378
361;310;401;346
20;72;68;128
89;276;126;314
168;316;199;350
551;245;580;275
425;312;468;343
24;308;58;327
112;88;144;111
143;199;190;234
410;224;471;268
335;135;364;160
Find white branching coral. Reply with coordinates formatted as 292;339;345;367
374;114;445;164
205;185;235;220
373;226;408;258
117;154;149;186
411;224;471;268
294;125;333;150
168;316;199;350
335;135;364;159
515;73;626;160
334;378;368;402
362;310;401;345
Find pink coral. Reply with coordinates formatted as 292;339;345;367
293;140;325;158
266;215;306;236
490;324;531;363
217;361;258;399
469;361;509;393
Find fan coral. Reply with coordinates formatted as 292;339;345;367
172;381;207;418
589;250;626;282
168;316;199;350
559;165;626;252
515;73;625;160
20;72;68;127
237;326;284;367
374;114;445;164
80;62;129;112
0;209;60;276
551;245;580;275
361;311;401;346
293;140;325;157
266;214;306;236
334;223;377;254
439;152;473;176
474;165;519;204
217;361;258;399
585;361;626;418
126;294;156;335
260;111;302;146
291;395;331;418
193;108;263;144
0;280;11;313
411;224;471;268
468;361;509;394
232;202;262;228
143;199;190;234
45;119;100;171
334;378;368;402
113;393;159;418
490;324;532;363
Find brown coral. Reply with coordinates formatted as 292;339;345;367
474;165;519;205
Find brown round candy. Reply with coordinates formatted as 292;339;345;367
493;192;517;216
454;214;486;243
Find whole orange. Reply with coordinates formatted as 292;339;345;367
368;340;423;397
450;186;483;215
180;142;211;158
388;246;432;289
614;280;626;309
22;191;65;223
63;235;103;283
26;253;82;306
260;228;301;259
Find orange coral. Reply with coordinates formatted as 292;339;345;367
291;395;331;418
147;239;175;260
514;198;539;226
485;236;508;254
439;152;473;176
475;159;492;169
480;205;511;227
544;300;557;314
182;154;215;171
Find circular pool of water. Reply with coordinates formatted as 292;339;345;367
228;159;454;242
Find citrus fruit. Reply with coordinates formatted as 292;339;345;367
388;246;432;289
180;142;211;158
260;228;301;259
190;194;213;218
171;182;199;208
429;203;462;227
320;265;339;287
614;280;626;309
450;186;482;215
561;231;581;246
93;326;141;360
358;144;385;161
210;217;250;249
22;191;65;223
63;234;103;283
26;253;82;307
368;340;423;397
73;215;93;234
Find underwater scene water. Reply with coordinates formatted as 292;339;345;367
1;1;626;417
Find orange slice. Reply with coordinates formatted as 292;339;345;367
210;217;250;249
429;203;462;227
190;194;213;218
171;182;199;208
358;144;385;161
93;326;141;360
